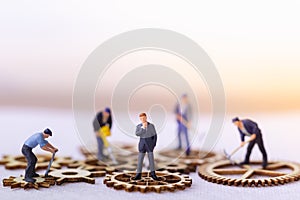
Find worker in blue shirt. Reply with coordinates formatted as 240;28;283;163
232;117;268;168
21;128;58;183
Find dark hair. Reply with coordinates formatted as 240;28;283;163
139;113;147;117
232;117;240;123
44;128;52;136
104;107;111;114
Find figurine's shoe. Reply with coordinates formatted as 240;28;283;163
185;148;191;156
32;173;40;177
150;171;159;180
25;177;36;183
132;173;142;180
262;162;268;169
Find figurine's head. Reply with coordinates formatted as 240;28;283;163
43;128;52;138
103;107;111;118
181;94;188;104
232;117;241;126
139;112;147;123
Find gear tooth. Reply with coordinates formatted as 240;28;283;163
105;181;115;187
266;179;272;186
258;179;266;187
277;177;285;185
234;179;242;186
271;178;279;185
125;184;134;192
241;179;248;186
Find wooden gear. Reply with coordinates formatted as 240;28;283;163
0;154;75;170
68;157;137;173
3;175;55;189
158;149;224;172
198;160;300;187
48;167;105;185
104;171;192;193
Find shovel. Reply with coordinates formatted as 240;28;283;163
45;152;56;177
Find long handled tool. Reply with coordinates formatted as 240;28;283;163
106;146;118;164
224;140;250;165
45;152;56;177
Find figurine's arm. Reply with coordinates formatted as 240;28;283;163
152;125;157;145
42;143;58;153
241;134;256;147
135;125;145;136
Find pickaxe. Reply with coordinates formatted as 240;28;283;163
224;140;250;165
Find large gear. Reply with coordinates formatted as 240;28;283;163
198;160;300;187
3;175;55;189
48;167;104;185
158;149;224;172
103;171;192;193
0;154;74;170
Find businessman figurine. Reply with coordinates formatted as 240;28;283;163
232;117;268;168
133;113;158;180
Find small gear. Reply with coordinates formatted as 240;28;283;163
3;175;55;189
156;162;190;174
103;171;192;193
0;155;74;170
68;157;137;174
68;159;114;174
48;167;104;185
158;149;224;172
198;160;300;187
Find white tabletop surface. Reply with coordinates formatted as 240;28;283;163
1;107;299;199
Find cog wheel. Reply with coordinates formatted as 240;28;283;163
79;144;138;160
68;157;137;174
103;171;192;193
3;175;55;189
0;155;75;170
48;167;104;185
158;149;224;172
198;160;300;187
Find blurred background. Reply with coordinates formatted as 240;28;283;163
1;0;300;113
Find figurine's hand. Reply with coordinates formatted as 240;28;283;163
142;122;148;129
52;148;58;153
186;122;191;129
240;142;246;147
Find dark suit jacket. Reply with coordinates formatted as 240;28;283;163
238;119;261;142
93;112;112;132
136;122;157;152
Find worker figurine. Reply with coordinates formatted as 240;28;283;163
93;107;112;161
22;128;58;183
232;117;268;168
174;94;192;155
133;113;158;180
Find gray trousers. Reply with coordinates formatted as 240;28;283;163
136;152;155;173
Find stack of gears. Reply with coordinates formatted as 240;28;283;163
1;144;300;193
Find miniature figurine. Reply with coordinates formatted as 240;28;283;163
133;113;158;180
21;128;58;183
232;117;268;168
174;94;192;155
93;107;112;161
